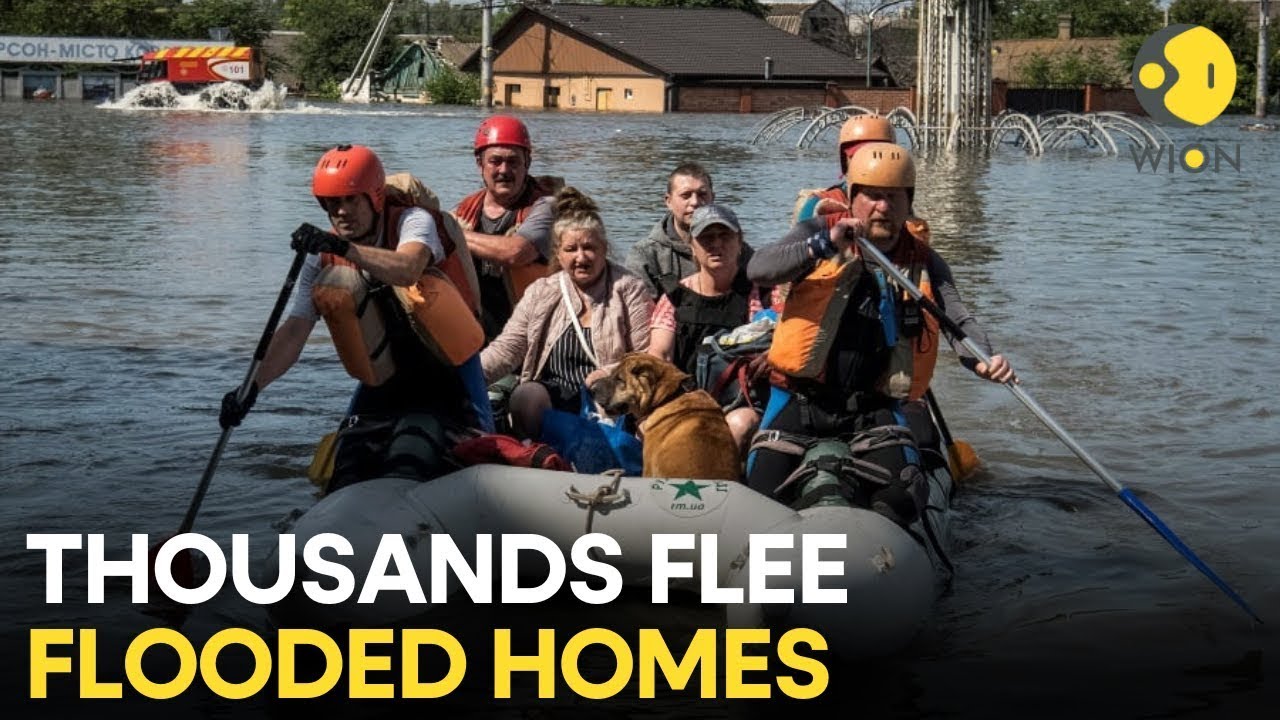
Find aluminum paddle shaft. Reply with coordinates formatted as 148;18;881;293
179;249;308;535
857;237;1262;624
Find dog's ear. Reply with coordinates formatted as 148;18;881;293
649;360;690;407
620;353;656;383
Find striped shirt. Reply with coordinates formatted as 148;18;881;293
539;325;597;404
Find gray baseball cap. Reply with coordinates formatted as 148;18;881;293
689;204;742;239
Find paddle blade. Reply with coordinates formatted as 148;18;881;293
947;440;981;483
1118;488;1263;624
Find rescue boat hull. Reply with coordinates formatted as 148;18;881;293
261;463;952;661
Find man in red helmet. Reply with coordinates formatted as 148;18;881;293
219;145;490;486
453;115;561;339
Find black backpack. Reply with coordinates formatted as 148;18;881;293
693;315;776;412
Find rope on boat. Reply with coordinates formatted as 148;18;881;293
565;469;630;536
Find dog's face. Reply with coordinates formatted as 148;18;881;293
590;352;689;419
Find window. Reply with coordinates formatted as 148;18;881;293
544;85;561;108
624;88;633;100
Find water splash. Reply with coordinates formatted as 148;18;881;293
102;80;288;112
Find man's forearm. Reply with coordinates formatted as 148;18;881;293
347;243;430;286
465;230;538;266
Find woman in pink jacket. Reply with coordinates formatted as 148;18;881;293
480;187;653;439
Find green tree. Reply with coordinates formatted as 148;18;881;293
1016;47;1123;86
1018;53;1054;85
1054;47;1122;85
282;0;406;92
424;65;480;105
174;0;275;46
1170;0;1278;112
1170;0;1250;62
992;0;1056;39
398;1;484;40
1065;0;1161;37
993;0;1160;39
600;0;768;20
1;0;183;37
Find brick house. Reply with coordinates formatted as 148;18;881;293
459;3;891;113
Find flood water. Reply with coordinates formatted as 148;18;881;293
2;97;1279;719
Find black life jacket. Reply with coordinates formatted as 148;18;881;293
823;268;892;402
665;272;756;375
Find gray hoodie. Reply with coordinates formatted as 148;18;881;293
624;212;754;298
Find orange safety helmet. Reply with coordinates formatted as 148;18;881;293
846;141;915;203
474;115;532;155
838;114;896;173
312;144;386;212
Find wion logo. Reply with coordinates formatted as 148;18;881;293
1130;24;1240;173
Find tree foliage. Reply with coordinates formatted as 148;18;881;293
282;0;406;92
0;0;273;43
425;65;480;105
1;0;184;37
1016;47;1123;86
173;0;274;47
600;0;768;20
397;0;485;41
1170;0;1279;113
992;0;1161;39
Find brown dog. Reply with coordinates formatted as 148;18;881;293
590;353;740;481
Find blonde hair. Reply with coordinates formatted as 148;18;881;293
550;187;608;268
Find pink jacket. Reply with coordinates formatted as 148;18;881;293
480;261;654;383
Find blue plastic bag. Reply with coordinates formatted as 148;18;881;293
540;387;643;476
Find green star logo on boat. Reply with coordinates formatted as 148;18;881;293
649;479;730;518
671;480;708;500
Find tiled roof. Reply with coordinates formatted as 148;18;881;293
436;39;478;68
767;16;802;34
471;4;884;82
766;3;814;18
992;36;1126;84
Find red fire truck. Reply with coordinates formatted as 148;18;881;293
137;46;264;91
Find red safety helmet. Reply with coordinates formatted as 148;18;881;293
838;114;896;173
474;115;532;155
312;144;386;212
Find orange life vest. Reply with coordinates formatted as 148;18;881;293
768;222;939;401
312;205;485;386
452;175;561;303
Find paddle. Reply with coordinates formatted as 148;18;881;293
857;236;1263;624
149;242;308;596
925;388;981;482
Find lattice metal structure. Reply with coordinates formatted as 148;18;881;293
988;111;1168;156
749;106;829;145
915;0;992;151
752;106;919;150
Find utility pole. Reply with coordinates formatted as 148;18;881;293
1259;0;1271;118
481;0;494;108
